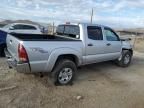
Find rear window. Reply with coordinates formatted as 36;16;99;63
56;25;80;39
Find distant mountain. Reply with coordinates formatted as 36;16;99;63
0;19;41;26
0;19;53;29
0;18;4;21
116;28;144;34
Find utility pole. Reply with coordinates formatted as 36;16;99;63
91;8;93;24
52;22;54;35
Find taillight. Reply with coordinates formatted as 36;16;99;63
18;44;28;63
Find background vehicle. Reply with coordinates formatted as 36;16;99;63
1;23;42;34
0;23;42;56
5;23;133;85
0;29;7;56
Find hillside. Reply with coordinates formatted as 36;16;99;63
0;20;41;27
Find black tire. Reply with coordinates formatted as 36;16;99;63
0;45;5;57
50;59;77;86
116;50;132;67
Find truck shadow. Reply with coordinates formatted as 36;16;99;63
3;55;143;87
76;61;117;80
36;56;142;87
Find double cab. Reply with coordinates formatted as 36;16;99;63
5;23;133;85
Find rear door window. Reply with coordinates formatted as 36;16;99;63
22;25;37;30
12;25;22;30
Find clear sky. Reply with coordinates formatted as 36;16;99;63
0;0;144;28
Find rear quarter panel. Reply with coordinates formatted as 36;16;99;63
6;34;20;61
23;41;83;73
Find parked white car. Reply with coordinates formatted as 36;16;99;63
1;23;42;34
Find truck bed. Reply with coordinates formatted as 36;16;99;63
6;32;83;73
10;33;80;41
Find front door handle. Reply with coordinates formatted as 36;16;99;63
106;43;111;46
88;43;93;46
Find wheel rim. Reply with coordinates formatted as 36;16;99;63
58;68;73;84
124;54;130;64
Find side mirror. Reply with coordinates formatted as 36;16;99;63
9;26;14;30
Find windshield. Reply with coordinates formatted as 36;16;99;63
3;24;10;29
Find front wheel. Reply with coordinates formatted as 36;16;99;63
116;50;132;67
50;59;77;86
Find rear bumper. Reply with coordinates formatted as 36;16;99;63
5;49;31;73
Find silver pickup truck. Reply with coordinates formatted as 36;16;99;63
5;23;133;85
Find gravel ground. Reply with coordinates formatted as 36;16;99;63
0;51;144;108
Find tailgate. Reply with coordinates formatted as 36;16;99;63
6;34;20;61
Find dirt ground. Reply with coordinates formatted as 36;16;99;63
0;40;144;108
134;38;144;53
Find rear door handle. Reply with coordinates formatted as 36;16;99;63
106;43;111;46
88;43;93;46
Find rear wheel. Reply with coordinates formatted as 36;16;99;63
50;59;77;86
116;50;132;67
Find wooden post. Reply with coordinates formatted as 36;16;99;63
133;32;137;49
